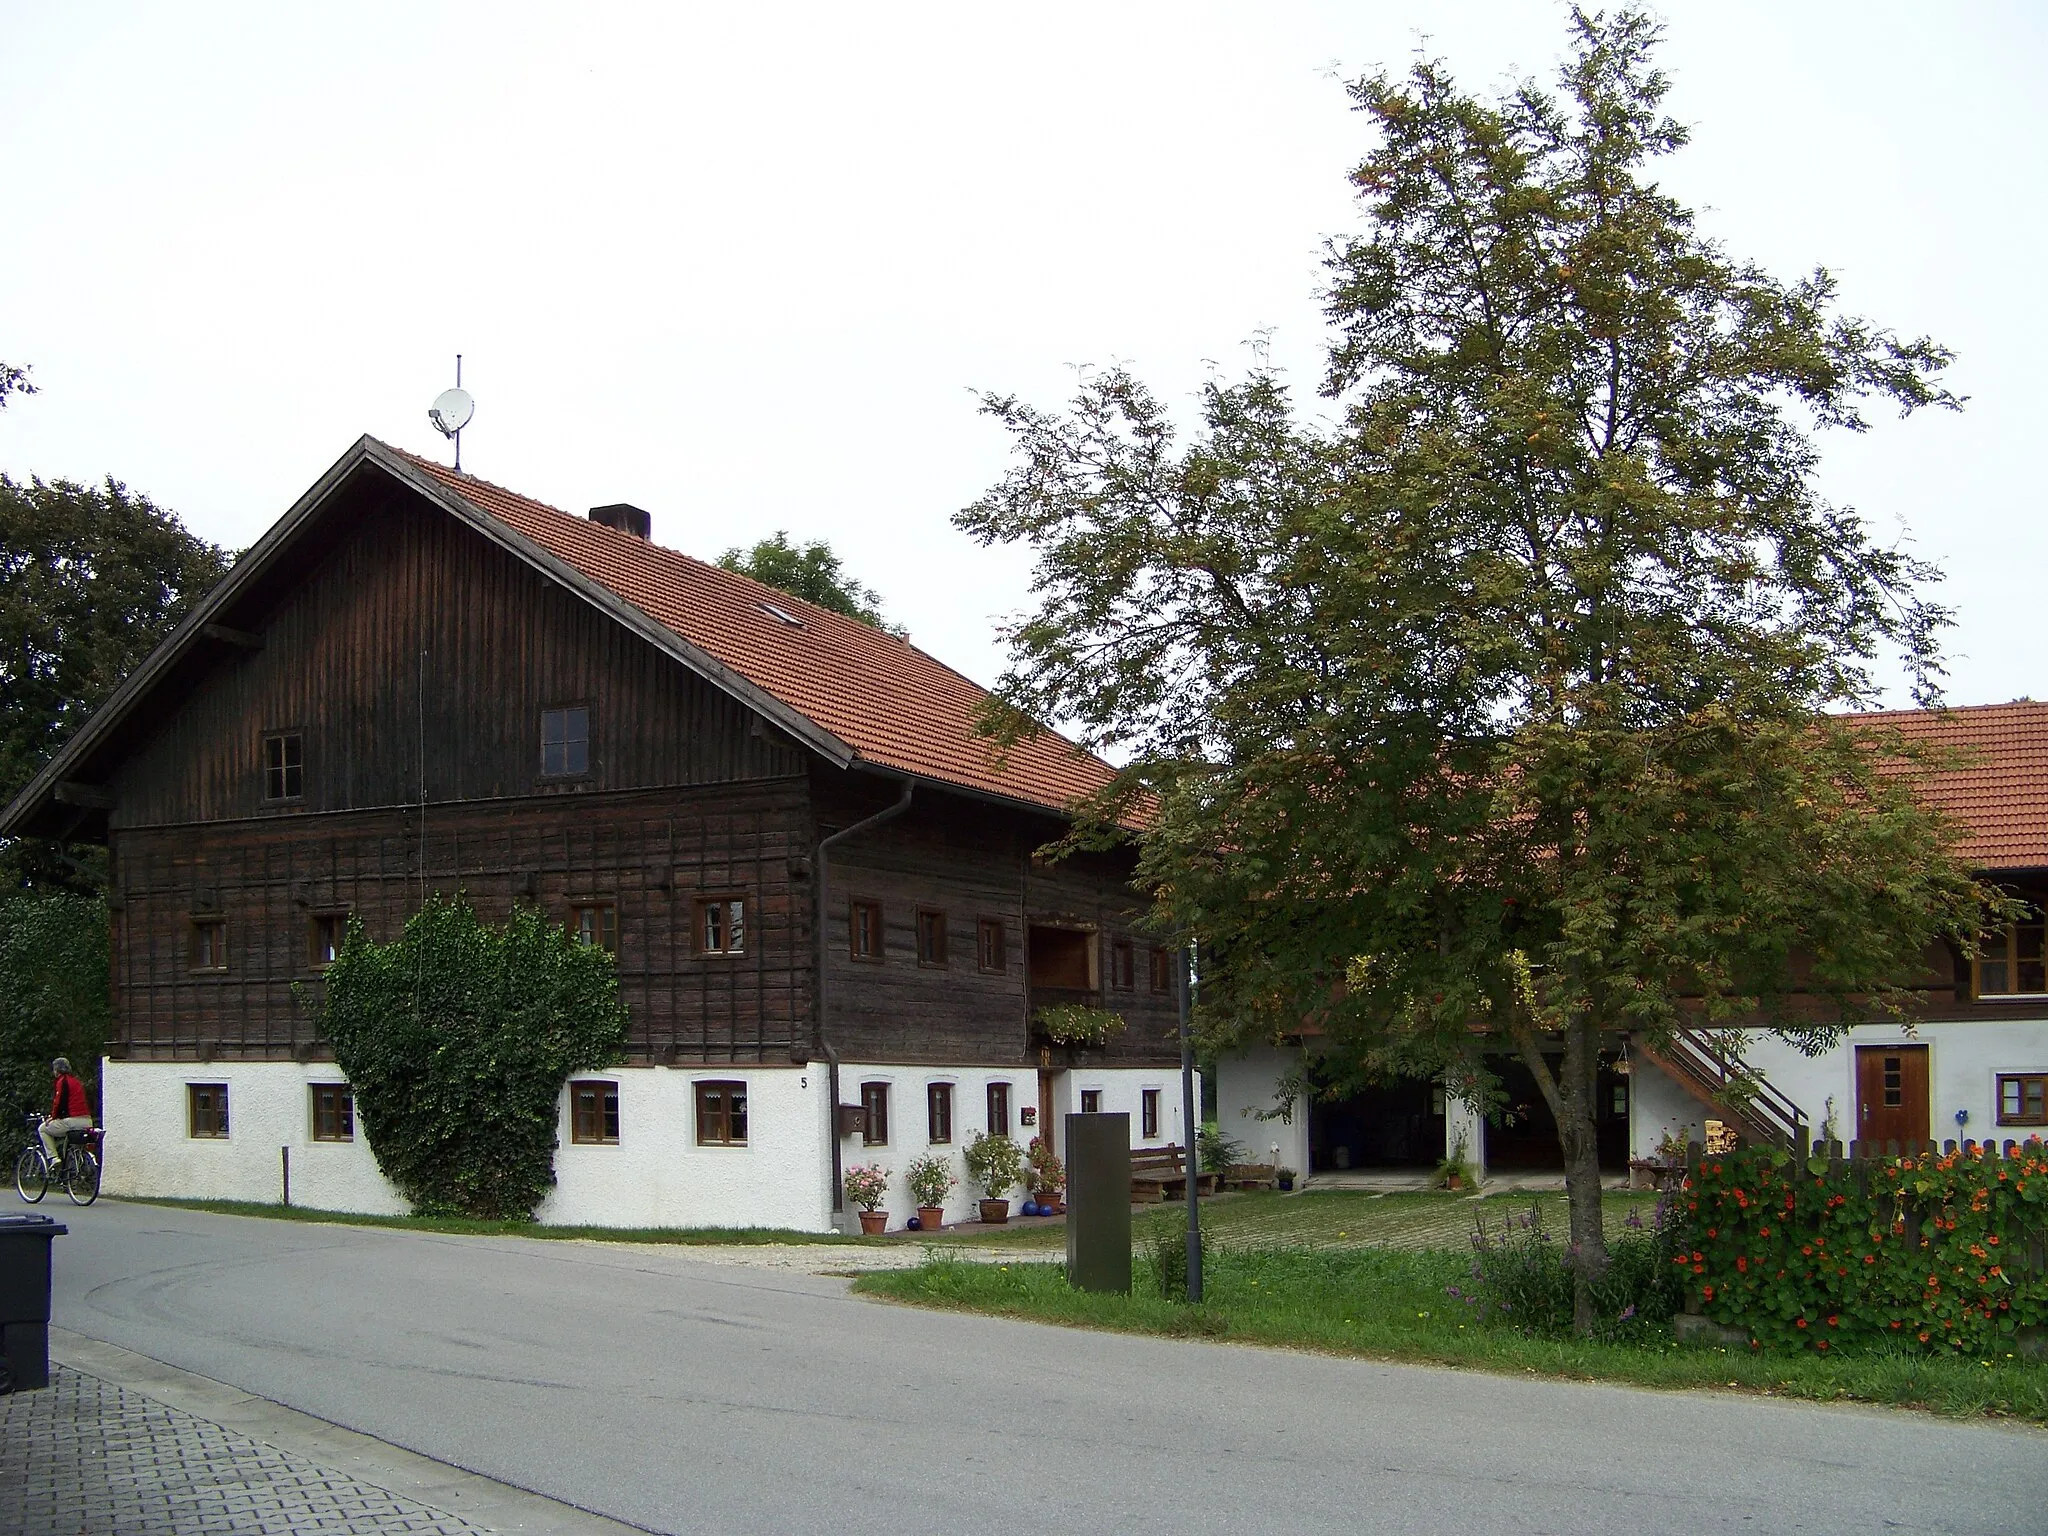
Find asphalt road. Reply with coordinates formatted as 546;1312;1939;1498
43;1200;2048;1536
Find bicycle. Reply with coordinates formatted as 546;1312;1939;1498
16;1112;102;1206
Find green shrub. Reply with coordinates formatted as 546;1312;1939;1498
303;897;627;1220
1453;1199;1682;1339
963;1131;1024;1198
1141;1211;1203;1301
1196;1121;1245;1174
0;894;109;1127
1682;1140;2048;1356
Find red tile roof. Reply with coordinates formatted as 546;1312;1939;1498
1842;701;2048;870
391;447;1117;817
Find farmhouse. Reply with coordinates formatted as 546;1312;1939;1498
0;436;1189;1231
1218;701;2048;1183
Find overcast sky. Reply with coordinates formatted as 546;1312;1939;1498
3;3;2041;709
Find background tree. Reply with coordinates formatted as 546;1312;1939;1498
716;531;903;634
0;892;109;1125
958;8;1999;1332
0;473;230;891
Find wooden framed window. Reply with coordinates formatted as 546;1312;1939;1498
1997;1073;2048;1127
308;912;349;970
977;918;1006;974
263;732;303;800
189;918;228;973
696;896;746;956
1975;915;2047;997
311;1084;354;1142
849;899;883;961
927;1081;953;1144
1141;1087;1160;1139
1148;946;1173;994
1110;940;1135;991
986;1080;1010;1137
696;1080;748;1145
571;901;617;952
571;1080;621;1144
861;1081;891;1147
540;704;590;777
1080;1088;1103;1115
916;908;947;968
188;1083;229;1139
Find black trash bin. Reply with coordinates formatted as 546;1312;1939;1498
0;1212;67;1393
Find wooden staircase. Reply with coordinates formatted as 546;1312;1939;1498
1635;1028;1808;1151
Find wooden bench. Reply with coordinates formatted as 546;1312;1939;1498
1129;1144;1221;1203
1222;1162;1276;1192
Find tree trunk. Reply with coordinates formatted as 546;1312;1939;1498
1557;1016;1609;1334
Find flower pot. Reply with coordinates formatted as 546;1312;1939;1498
1032;1188;1063;1214
1445;1174;1463;1191
1277;1176;1294;1192
978;1198;1011;1225
857;1210;888;1235
916;1204;945;1231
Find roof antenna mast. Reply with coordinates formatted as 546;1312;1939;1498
428;355;475;473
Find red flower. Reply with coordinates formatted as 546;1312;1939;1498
1795;1318;1808;1329
1826;1315;1839;1327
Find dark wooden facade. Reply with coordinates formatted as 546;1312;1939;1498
97;475;1180;1069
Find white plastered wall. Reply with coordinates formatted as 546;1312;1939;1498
1629;1015;2048;1157
1216;1043;1310;1178
832;1064;1194;1231
99;1058;410;1215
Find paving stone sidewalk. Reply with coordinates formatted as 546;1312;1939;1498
1;1366;497;1536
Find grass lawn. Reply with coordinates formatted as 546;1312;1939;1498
114;1195;887;1246
861;1223;2048;1424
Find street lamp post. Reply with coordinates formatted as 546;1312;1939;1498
1178;941;1202;1302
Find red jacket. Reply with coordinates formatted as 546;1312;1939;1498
50;1074;90;1121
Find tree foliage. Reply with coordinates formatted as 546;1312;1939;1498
716;531;902;634
0;473;230;891
957;9;1999;1332
0;893;109;1128
305;898;629;1220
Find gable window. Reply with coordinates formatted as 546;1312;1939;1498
927;1082;953;1144
696;1080;748;1146
861;1081;891;1147
311;1084;354;1142
571;1081;621;1145
916;908;947;968
309;912;349;970
188;1083;229;1139
850;900;883;961
1997;1073;2048;1127
1110;940;1135;991
1148;946;1173;995
263;732;303;800
1080;1089;1102;1115
1141;1088;1160;1139
541;705;590;778
1975;914;2046;997
987;1080;1010;1137
697;896;746;956
571;901;617;952
977;918;1006;974
190;918;228;973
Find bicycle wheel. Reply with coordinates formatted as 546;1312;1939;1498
65;1146;101;1206
15;1145;48;1203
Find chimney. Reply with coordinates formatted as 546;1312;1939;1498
588;503;652;539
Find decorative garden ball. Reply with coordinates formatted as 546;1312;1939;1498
905;1216;921;1230
1023;1201;1041;1217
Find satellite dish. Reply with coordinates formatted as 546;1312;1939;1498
429;387;474;438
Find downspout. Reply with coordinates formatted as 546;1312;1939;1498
816;777;914;1221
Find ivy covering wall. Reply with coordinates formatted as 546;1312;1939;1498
306;897;628;1220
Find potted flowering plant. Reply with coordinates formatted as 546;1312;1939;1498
1026;1136;1066;1214
1275;1166;1297;1193
903;1153;956;1231
963;1131;1024;1223
842;1162;891;1234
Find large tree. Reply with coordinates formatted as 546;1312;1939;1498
716;531;902;635
0;473;230;890
957;9;1999;1330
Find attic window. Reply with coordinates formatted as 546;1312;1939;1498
759;601;806;629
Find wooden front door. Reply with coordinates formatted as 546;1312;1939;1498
1855;1045;1929;1146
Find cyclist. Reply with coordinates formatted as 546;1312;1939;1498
42;1057;93;1166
